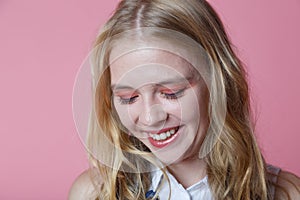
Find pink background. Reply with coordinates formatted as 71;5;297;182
0;0;299;199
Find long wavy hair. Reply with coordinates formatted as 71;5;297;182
86;0;284;199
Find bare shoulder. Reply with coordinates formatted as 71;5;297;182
68;169;100;200
275;170;300;199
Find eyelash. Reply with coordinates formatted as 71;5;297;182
118;89;185;105
160;89;185;100
119;95;139;105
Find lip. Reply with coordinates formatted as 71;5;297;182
143;126;179;135
148;126;180;148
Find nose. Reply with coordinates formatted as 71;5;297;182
138;103;167;127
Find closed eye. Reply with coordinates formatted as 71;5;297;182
118;95;139;105
161;89;185;100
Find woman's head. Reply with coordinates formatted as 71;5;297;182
90;0;232;165
110;45;210;164
88;0;268;199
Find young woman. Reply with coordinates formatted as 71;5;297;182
69;0;300;199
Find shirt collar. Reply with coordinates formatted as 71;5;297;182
150;168;209;192
186;175;208;191
150;168;164;191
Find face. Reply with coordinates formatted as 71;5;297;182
109;47;209;165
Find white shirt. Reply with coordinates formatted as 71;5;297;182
148;169;213;200
148;165;280;200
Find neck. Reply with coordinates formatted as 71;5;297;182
166;157;207;189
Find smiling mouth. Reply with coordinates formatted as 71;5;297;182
149;126;179;141
146;126;180;148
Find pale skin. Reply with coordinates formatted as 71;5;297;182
69;48;300;199
110;49;209;186
110;49;209;169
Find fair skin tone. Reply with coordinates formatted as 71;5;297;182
110;48;209;187
69;47;300;200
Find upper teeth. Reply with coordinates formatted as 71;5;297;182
148;128;177;141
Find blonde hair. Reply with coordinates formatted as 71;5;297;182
87;0;279;199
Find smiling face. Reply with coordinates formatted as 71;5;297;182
110;48;209;165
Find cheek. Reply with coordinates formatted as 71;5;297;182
161;101;181;117
180;93;202;124
114;103;140;131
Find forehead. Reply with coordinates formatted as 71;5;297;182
107;27;210;88
110;49;196;88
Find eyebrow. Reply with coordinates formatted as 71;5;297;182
111;76;196;91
